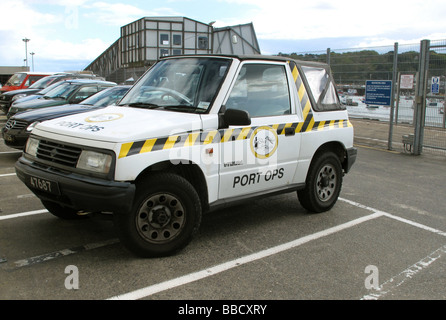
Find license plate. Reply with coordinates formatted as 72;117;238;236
27;174;60;195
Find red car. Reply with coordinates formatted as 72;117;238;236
1;72;54;93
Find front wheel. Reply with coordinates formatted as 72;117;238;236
298;152;343;213
114;173;202;257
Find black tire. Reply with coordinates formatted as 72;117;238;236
41;200;86;220
298;152;343;213
114;172;202;257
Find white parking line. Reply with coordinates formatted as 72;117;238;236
0;209;48;221
14;238;120;268
0;173;16;178
109;198;446;300
340;197;446;237
108;211;384;300
2;197;446;300
362;244;446;300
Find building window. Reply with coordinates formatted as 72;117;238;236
173;34;182;46
160;49;169;57
172;49;182;55
198;36;208;49
160;34;169;45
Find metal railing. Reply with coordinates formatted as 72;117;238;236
282;39;446;156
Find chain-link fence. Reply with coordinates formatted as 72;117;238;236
280;39;446;157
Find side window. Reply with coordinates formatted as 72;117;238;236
25;75;44;87
226;64;291;117
301;66;344;111
28;75;44;85
72;86;98;102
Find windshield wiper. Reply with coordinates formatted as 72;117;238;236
125;102;163;109
162;105;201;113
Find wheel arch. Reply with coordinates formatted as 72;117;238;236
135;160;210;212
311;141;349;175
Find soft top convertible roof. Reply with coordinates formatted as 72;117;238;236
160;54;329;68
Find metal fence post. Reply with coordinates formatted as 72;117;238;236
413;39;430;155
327;48;331;66
388;42;398;150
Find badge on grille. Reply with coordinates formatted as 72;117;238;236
5;120;16;130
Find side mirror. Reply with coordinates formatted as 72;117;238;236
223;108;251;127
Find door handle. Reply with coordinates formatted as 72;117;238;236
284;127;295;136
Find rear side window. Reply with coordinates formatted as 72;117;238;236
301;66;344;112
25;75;45;87
72;86;99;101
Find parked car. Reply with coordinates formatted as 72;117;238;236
0;72;54;93
3;85;130;149
7;79;116;118
7;81;67;107
14;54;357;257
0;73;105;114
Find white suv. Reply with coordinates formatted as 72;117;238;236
15;55;357;257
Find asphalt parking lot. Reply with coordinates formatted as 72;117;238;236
1;116;446;302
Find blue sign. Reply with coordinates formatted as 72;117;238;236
365;80;392;106
431;77;440;94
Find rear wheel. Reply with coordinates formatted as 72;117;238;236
114;172;202;257
298;152;343;213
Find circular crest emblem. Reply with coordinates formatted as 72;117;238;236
85;113;123;123
250;126;278;159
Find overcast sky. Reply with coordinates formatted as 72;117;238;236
1;0;445;72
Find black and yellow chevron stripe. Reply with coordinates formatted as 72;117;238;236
118;61;351;159
118;119;351;159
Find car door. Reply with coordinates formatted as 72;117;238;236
218;61;303;200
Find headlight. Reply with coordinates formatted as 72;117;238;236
25;137;39;157
77;151;112;174
26;121;40;132
12;94;27;102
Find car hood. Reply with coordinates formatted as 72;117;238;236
3;88;40;97
33;106;204;143
13;97;66;110
11;104;100;122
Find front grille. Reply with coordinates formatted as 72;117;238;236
36;139;82;168
5;119;28;131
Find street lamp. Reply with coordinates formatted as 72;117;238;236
30;52;35;71
22;38;30;69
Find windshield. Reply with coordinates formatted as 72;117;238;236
29;76;57;89
43;82;79;100
80;86;130;107
38;81;65;95
119;57;231;113
5;73;26;86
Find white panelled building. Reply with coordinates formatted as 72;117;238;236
85;17;261;84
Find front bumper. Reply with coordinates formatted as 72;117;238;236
15;156;135;214
0;101;11;114
2;127;28;149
